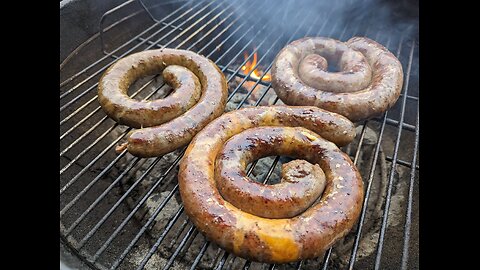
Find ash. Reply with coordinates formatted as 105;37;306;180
108;74;410;269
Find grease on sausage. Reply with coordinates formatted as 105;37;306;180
271;37;403;122
98;48;228;157
178;105;364;263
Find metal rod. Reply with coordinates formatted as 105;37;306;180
108;184;181;269
59;1;226;112
60;80;162;174
346;35;399;270
59;0;215;123
59;123;121;174
60;1;419;269
64;156;140;236
68;4;274;264
59;0;205;90
91;154;185;262
60;75;163;141
400;95;419;270
189;240;210;270
385;156;419;170
76;156;164;248
60;135;127;194
60;2;241;173
374;39;416;270
161;226;198;270
214;252;230;270
369;117;416;132
60;0;261;144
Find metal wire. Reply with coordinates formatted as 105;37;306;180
373;39;416;270
60;0;419;269
60;0;243;179
400;94;419;270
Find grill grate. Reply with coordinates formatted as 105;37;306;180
60;0;419;269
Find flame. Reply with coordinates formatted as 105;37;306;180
241;51;271;81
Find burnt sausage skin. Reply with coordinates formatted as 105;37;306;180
271;37;403;122
98;48;228;157
178;106;364;263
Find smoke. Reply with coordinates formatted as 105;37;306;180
221;0;418;53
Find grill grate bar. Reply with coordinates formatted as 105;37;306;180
214;252;230;270
108;183;180;269
385;156;419;170
59;1;256;156
60;1;418;269
59;0;215;124
77;156;164;248
345;35;398;270
60;134;126;195
373;39;416;270
60;0;191;88
143;9;313;262
59;0;229;115
60;2;227;124
61;94;147;193
190;241;211;270
91;154;185;262
137;206;186;269
60;77;165;179
76;3;286;266
381;118;416;132
189;240;210;270
61;0;268;222
59;0;208;96
60;123;120;174
400;99;419;270
309;12;371;270
59;72;164;141
64;156;140;236
162;225;197;270
60;1;247;175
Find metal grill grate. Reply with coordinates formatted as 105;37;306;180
60;0;419;269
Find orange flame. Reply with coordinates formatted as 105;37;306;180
241;51;271;81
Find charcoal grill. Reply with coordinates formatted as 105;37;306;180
60;0;419;269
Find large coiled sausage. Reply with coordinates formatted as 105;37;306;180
178;106;364;263
98;48;228;157
271;37;403;122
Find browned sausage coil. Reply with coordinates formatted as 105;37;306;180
98;48;228;157
178;105;364;263
271;37;403;122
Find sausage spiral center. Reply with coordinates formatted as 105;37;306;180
98;48;228;157
179;106;364;263
271;37;403;122
216;127;327;219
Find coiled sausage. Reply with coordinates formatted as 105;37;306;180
178;105;364;263
98;48;228;157
271;37;403;122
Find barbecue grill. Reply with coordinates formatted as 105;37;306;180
60;0;419;269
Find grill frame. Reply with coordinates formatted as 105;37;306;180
60;0;419;269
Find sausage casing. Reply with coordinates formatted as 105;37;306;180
271;37;403;122
98;48;228;157
178;105;364;263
